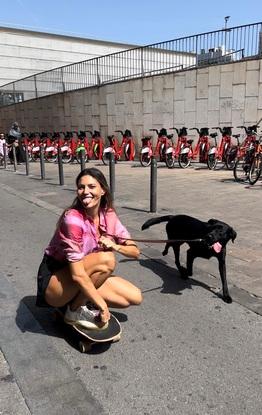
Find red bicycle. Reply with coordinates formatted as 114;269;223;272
115;129;136;161
102;129;135;165
165;127;191;168
139;134;153;167
207;127;233;170
102;134;120;165
226;124;259;169
151;128;173;163
86;130;104;160
190;127;211;165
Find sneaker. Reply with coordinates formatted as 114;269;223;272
64;305;108;330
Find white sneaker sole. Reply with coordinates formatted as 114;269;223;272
64;317;109;330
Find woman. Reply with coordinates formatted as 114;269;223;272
36;167;142;329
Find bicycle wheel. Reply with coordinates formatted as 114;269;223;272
207;154;217;170
140;152;151;167
45;152;57;163
226;153;237;170
178;154;190;169
102;151;114;166
76;151;89;164
233;159;250;182
165;153;175;168
61;152;73;163
248;154;262;185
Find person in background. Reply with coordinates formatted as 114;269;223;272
0;133;6;165
8;121;25;163
36;167;142;330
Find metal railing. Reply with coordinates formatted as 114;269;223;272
0;22;261;107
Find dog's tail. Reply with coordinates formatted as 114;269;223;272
141;215;174;231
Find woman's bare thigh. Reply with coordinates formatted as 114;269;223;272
44;251;116;307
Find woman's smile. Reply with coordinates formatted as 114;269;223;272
77;175;105;211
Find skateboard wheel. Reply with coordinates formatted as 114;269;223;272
79;341;92;353
112;334;121;343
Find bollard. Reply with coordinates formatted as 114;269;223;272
109;152;115;201
3;142;7;169
150;156;157;213
80;149;85;171
57;146;64;185
25;144;29;176
12;143;17;172
39;145;46;180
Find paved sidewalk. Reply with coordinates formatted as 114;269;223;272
0;160;261;415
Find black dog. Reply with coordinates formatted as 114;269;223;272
141;215;237;303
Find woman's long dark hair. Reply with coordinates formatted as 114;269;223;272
57;168;113;225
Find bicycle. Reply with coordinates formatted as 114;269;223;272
248;137;262;185
149;128;173;164
44;132;59;162
225;134;242;169
86;130;104;160
139;134;153;167
190;127;211;165
102;134;120;165
115;129;136;161
233;137;260;183
207;127;233;170
165;127;188;169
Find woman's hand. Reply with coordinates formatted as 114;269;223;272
99;306;111;325
99;235;118;251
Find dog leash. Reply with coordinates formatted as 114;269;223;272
102;232;203;244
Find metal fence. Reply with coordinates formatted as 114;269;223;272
0;22;261;107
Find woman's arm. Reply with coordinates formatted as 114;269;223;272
99;236;140;259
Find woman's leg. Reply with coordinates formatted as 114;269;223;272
97;276;142;308
44;251;115;308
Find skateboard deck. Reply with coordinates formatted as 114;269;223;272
54;309;121;353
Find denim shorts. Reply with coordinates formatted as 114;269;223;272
36;254;68;307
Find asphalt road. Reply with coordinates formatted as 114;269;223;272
0;161;261;414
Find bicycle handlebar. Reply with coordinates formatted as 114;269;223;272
189;128;200;134
149;129;159;133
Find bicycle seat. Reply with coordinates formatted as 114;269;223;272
210;133;217;138
233;134;240;138
187;139;194;144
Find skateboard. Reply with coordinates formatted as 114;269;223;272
54;309;122;353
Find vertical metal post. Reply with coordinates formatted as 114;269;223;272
3;142;7;169
96;57;101;86
109;152;115;201
12;143;17;171
80;149;85;171
34;75;38;99
150;156;157;213
39;145;45;180
57;146;64;185
25;144;29;175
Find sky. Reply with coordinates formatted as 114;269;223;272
0;0;261;45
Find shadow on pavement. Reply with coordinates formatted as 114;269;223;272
17;296;128;354
138;257;220;300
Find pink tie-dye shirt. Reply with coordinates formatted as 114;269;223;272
45;208;130;262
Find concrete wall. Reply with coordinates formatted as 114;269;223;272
0;26;138;86
1;58;262;147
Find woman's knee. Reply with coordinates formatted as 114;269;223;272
130;287;143;305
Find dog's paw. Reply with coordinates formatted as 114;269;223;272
223;295;233;304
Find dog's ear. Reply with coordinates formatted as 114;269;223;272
208;218;219;225
230;228;237;243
